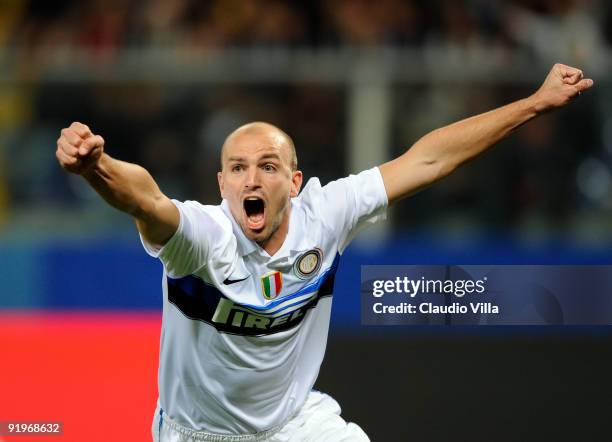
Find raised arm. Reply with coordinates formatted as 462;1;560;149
56;122;179;246
379;63;594;204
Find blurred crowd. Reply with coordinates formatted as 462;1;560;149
1;0;611;241
2;0;610;54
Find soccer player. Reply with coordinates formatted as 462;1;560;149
56;64;592;441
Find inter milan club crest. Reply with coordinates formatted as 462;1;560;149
294;248;323;279
261;271;283;300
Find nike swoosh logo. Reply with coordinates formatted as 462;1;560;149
223;276;249;285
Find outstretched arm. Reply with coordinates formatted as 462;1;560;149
56;122;179;246
379;63;594;204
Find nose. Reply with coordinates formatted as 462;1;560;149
244;167;261;189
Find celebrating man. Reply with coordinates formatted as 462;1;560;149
56;64;592;441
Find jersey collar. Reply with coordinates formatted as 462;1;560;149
221;199;258;257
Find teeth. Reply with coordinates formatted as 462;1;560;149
246;197;260;200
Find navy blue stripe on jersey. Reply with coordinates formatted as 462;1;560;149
237;295;316;317
166;254;340;336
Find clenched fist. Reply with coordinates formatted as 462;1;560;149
532;63;594;113
56;122;105;174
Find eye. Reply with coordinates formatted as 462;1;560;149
231;164;243;172
262;163;276;172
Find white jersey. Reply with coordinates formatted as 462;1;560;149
141;167;387;435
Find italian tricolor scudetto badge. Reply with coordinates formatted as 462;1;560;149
261;271;282;300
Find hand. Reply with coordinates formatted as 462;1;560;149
56;122;105;174
531;63;594;113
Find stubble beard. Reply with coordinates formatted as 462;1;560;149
254;199;290;248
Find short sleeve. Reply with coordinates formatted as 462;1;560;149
139;200;222;278
317;167;388;252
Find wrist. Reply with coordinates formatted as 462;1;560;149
81;153;107;180
526;91;549;115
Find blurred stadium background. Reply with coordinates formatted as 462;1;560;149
1;0;611;441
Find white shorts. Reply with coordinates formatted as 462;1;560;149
151;390;369;442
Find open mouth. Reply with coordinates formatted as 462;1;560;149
243;197;265;231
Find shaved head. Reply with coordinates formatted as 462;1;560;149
221;122;298;171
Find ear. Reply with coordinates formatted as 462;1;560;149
290;170;303;198
217;171;225;199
